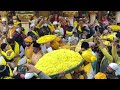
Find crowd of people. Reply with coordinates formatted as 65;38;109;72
0;12;120;79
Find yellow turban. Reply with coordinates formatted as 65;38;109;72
24;36;33;43
94;72;107;79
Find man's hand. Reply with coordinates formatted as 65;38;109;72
14;54;20;58
7;51;12;56
96;36;101;44
24;64;41;74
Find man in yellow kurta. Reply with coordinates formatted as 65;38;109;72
24;42;43;79
7;21;16;39
18;36;33;65
24;36;33;62
7;38;25;65
31;42;42;65
0;43;15;62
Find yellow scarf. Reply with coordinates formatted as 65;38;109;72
25;44;33;59
31;30;39;37
1;49;15;61
48;24;55;32
23;26;27;35
15;42;19;55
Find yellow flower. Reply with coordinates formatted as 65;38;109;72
36;35;56;44
110;25;120;31
35;49;83;76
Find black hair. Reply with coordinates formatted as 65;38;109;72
38;27;50;37
1;43;7;51
7;38;15;44
8;21;14;25
81;26;89;33
81;42;89;50
116;32;120;38
117;23;120;26
0;65;10;78
67;26;73;32
73;32;78;37
105;25;109;29
95;25;100;32
33;41;40;49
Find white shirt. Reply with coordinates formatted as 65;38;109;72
19;45;25;58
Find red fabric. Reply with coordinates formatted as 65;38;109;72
50;15;59;23
61;25;68;37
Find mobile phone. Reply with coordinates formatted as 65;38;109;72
17;65;27;74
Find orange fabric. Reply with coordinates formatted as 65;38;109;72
7;27;16;38
24;36;33;43
51;37;61;49
25;44;33;59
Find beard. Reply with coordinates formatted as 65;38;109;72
106;70;114;74
26;44;31;47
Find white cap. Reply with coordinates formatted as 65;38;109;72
2;18;7;22
30;23;35;28
53;21;58;25
109;63;119;71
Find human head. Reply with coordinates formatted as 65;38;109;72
7;38;15;46
1;43;9;52
2;18;7;26
16;26;22;34
30;23;35;30
116;32;120;40
81;32;89;39
106;63;119;74
53;21;59;28
81;42;89;51
33;41;41;54
89;42;95;50
8;21;14;29
24;36;33;47
103;30;108;35
12;16;17;23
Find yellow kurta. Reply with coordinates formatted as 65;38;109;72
51;37;61;50
7;27;16;38
112;44;120;65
